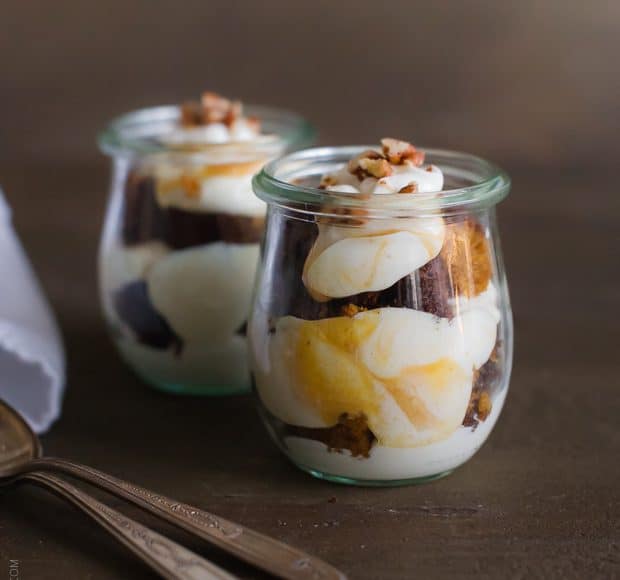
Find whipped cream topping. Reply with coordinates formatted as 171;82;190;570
320;138;443;195
160;118;261;146
303;139;445;300
321;164;443;196
303;217;445;300
152;160;267;217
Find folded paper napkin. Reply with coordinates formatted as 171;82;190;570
0;187;65;433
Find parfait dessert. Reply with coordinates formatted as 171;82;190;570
249;139;512;484
98;92;313;395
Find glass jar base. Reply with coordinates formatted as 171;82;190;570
294;461;454;487
146;379;250;397
113;338;251;396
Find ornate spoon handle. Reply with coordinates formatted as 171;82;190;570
32;457;347;580
21;471;237;580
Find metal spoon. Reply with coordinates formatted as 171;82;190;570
0;403;239;579
0;400;347;580
17;472;237;580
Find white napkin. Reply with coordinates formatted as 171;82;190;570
0;187;65;433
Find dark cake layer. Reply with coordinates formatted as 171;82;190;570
286;413;377;458
266;215;469;320
113;280;183;353
462;342;502;428
122;173;264;249
257;392;377;457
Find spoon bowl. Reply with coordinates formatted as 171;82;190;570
0;399;347;580
0;399;238;579
0;399;41;475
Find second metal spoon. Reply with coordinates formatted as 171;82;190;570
0;399;346;580
14;471;235;580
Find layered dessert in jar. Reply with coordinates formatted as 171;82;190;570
98;92;313;395
249;139;512;484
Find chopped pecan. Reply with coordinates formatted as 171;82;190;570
358;157;393;178
181;91;245;127
347;149;381;169
201;91;230;114
318;175;337;190
381;137;415;164
381;137;425;166
341;303;367;317
180;102;204;126
477;392;492;421
398;182;418;194
223;100;243;126
347;149;387;180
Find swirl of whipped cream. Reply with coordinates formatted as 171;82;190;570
160;118;261;146
147;242;259;342
303;139;445;300
252;283;500;448
152;159;267;217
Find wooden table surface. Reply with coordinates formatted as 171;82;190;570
1;0;618;576
0;160;617;580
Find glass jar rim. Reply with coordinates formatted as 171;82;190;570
253;145;511;217
97;104;315;161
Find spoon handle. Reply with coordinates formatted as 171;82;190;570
21;471;238;580
33;457;346;580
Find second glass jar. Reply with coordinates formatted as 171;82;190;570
98;104;314;395
249;146;513;485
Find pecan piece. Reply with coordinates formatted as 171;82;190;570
180;101;204;126
358;157;393;178
201;91;230;114
398;182;418;194
477;392;492;421
223;100;243;126
381;137;425;166
195;92;244;126
347;149;382;172
318;175;337;190
341;303;367;317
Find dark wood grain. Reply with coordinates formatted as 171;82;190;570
0;1;619;578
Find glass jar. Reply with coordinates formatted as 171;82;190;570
98;105;314;395
249;146;512;485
